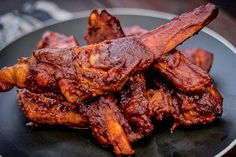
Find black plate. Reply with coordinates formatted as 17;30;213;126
0;8;236;157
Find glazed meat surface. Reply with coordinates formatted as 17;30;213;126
17;31;87;127
154;50;212;94
17;89;88;128
0;4;224;156
120;73;153;136
18;31;138;155
147;78;223;132
84;10;125;44
124;26;214;72
0;4;218;104
80;95;141;155
83;11;149;154
85;10;154;137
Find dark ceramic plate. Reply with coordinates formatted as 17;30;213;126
0;8;235;157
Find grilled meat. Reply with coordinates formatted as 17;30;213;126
147;76;223;132
153;50;212;94
80;95;139;155
17;31;85;127
0;4;218;104
1;4;224;156
84;10;125;44
17;89;88;128
124;26;214;72
85;10;154;137
120;73;153;136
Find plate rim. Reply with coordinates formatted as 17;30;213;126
0;8;235;157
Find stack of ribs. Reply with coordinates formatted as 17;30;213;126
0;3;223;156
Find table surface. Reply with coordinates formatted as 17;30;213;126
0;0;236;156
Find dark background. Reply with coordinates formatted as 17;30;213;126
0;0;235;156
0;0;236;46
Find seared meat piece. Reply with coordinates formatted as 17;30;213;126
18;90;138;155
17;89;88;128
17;31;86;126
84;11;147;153
182;48;213;72
154;50;212;94
0;4;218;103
124;26;214;72
17;31;80;109
84;10;125;44
37;31;79;49
85;10;154;137
19;31;138;155
80;95;137;155
147;78;223;132
120;73;153;136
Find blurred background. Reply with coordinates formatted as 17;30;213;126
0;0;235;156
0;0;235;50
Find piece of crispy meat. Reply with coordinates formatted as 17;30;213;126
120;73;153;136
124;26;214;72
147;75;223;132
154;50;212;94
84;10;125;44
17;89;88;128
0;4;218;104
80;95;139;155
20;31;138;156
17;31;86;127
2;4;223;156
84;9;154;138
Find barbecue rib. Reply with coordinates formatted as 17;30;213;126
84;9;154;137
84;10;125;44
80;95;136;155
2;4;224;156
147;76;223;132
120;72;153;136
18;31;139;155
17;89;88;128
0;4;218;104
153;50;212;94
17;31;87;127
124;26;214;72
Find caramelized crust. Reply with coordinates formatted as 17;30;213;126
120;73;153;136
84;10;125;44
19;31;137;155
147;78;223;132
17;89;88;128
0;4;218;104
80;95;135;155
141;3;218;56
154;51;212;94
0;4;223;156
85;10;153;137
